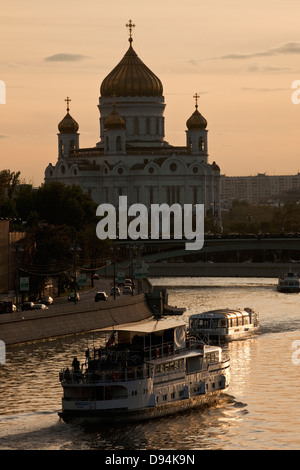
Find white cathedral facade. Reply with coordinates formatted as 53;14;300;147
45;21;221;225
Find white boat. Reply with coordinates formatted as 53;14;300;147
188;308;259;344
58;318;230;426
277;271;300;293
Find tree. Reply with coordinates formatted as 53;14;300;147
33;182;97;230
0;170;22;218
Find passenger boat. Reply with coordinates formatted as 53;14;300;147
58;318;230;426
277;271;300;293
188;308;259;344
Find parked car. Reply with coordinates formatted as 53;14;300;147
110;287;121;296
22;302;34;311
40;296;53;305
125;278;135;289
32;303;48;310
95;291;108;302
123;286;132;295
68;292;80;302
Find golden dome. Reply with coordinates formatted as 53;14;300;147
104;106;126;130
186;94;207;130
58;112;79;134
186;108;207;130
58;98;79;134
100;43;163;98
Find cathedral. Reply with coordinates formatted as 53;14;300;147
44;21;221;225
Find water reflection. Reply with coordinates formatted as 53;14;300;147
0;278;300;449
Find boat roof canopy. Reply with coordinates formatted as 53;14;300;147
189;308;252;320
101;318;186;334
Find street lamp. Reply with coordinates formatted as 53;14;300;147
10;244;24;310
110;242;120;300
69;242;81;304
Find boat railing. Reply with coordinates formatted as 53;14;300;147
59;362;150;384
59;338;206;385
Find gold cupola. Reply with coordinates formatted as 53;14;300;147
186;93;207;130
58;97;79;134
104;104;126;130
100;20;163;98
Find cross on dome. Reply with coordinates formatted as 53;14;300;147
193;93;200;109
65;96;71;112
126;19;135;43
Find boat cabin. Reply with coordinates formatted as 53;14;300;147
188;308;259;343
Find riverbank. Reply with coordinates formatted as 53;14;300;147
148;262;300;278
0;293;152;346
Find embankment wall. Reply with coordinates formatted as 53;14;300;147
148;262;299;278
0;294;152;346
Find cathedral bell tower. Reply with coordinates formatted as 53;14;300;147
57;97;79;159
186;93;208;159
103;103;126;155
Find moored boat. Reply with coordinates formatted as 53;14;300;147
58;318;230;426
277;271;300;293
188;308;259;344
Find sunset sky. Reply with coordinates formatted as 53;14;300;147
1;0;300;186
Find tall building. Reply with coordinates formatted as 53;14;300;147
221;173;300;205
45;21;221;223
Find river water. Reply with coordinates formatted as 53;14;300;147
0;277;300;450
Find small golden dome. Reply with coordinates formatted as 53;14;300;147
186;108;207;130
58;98;79;134
58;112;79;134
104;106;126;130
100;43;163;98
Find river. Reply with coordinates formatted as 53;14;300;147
0;277;299;450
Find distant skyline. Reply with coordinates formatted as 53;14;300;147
1;0;300;186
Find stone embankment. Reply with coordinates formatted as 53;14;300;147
0;294;152;346
148;262;300;278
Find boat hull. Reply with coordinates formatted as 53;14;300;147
58;390;228;426
277;287;300;293
190;326;259;344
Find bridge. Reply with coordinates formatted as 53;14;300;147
115;235;300;263
109;235;300;278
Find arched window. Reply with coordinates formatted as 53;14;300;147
116;136;122;151
199;137;204;151
146;117;151;135
134;117;139;134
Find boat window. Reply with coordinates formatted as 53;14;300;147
238;316;243;326
243;316;249;325
204;352;217;363
221;319;226;327
198;319;210;328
